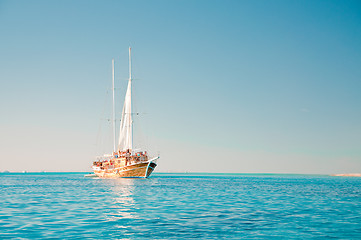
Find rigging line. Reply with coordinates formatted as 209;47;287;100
94;84;113;156
95;85;110;146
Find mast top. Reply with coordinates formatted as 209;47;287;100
129;47;132;81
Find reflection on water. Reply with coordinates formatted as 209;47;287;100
107;178;137;221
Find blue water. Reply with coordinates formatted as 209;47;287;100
1;173;361;239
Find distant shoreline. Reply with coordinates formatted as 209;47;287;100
331;173;361;177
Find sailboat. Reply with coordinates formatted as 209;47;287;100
92;48;158;178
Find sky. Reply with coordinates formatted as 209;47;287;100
0;0;360;173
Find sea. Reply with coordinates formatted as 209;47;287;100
1;173;361;239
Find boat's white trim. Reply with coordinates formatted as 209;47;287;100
148;156;159;162
122;156;159;167
144;162;150;178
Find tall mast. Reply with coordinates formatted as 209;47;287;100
129;47;132;80
112;59;116;153
129;47;133;150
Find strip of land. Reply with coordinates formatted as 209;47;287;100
332;173;361;177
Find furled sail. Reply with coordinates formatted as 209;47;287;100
118;78;132;151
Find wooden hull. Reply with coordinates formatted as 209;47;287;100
93;161;157;178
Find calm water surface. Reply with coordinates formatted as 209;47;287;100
1;173;361;239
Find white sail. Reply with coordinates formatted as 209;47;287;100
118;48;133;151
118;78;132;151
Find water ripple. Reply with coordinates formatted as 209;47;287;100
1;173;361;239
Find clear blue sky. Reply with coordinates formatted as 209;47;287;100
1;0;360;173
